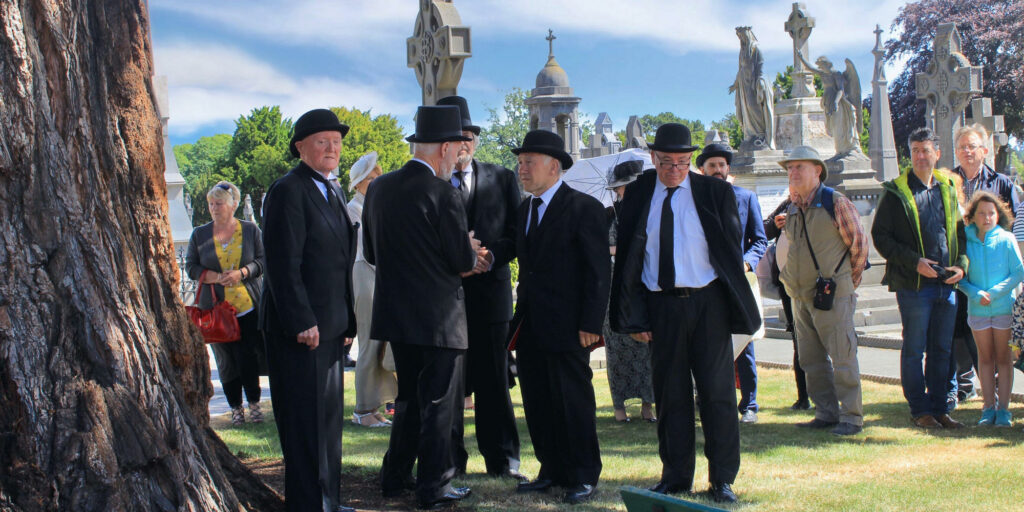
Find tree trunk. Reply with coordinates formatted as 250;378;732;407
0;1;282;510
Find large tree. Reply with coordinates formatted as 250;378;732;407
476;87;530;170
330;107;409;191
0;1;280;510
886;0;1024;159
174;133;233;224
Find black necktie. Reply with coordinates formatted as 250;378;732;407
528;197;543;245
308;170;344;217
454;170;470;204
658;187;678;291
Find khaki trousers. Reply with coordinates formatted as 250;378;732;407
792;295;863;426
353;260;397;411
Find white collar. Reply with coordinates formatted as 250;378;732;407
531;178;563;204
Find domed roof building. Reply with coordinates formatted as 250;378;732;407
525;30;581;163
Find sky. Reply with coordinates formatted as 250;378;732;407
149;0;913;148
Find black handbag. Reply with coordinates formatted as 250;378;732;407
799;210;848;311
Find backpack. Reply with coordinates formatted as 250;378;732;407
800;185;871;270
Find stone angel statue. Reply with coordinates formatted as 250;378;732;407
797;50;863;156
729;27;775;149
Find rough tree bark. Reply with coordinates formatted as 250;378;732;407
0;1;282;510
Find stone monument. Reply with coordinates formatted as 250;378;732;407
152;75;193;252
915;22;982;170
581;112;621;158
242;194;256;223
525;30;582;162
730;26;774;151
774;3;834;158
704;130;731;147
869;25;900;182
407;0;472;106
967;97;1007;170
624;116;646;149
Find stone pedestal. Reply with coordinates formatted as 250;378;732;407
774;97;834;159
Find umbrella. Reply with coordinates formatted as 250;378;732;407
562;148;654;208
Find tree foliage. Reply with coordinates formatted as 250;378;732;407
476;87;531;170
710;114;744;150
640;113;706;150
331;107;409;191
772;65;823;100
885;0;1024;159
173;133;233;224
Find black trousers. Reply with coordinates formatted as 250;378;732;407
780;289;808;401
382;344;465;503
453;319;520;474
265;332;345;512
647;281;740;487
950;289;979;396
517;347;602;487
220;311;262;407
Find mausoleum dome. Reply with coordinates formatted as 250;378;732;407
535;55;570;89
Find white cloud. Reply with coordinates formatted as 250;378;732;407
153;42;417;136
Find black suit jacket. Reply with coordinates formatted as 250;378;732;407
260;162;357;340
610;171;760;336
461;159;522;323
514;182;610;352
362;160;477;348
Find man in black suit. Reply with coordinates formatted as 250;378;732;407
260;108;358;512
436;95;525;481
610;123;760;504
511;130;610;505
362;105;480;510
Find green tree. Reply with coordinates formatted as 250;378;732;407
860;106;871;155
476;88;530;170
710;114;743;149
174;133;233;225
331;107;409;191
639;113;706;151
772;65;823;100
226;106;294;224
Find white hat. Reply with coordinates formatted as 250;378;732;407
348;151;378;192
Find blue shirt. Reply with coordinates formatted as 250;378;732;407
642;174;718;290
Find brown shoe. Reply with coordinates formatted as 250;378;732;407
936;414;965;429
912;415;941;428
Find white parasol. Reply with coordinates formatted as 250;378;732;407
562;148;654;207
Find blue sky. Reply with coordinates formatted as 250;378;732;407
150;0;911;147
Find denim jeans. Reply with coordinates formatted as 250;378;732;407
896;284;957;417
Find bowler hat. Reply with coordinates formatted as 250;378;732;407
348;151;378;192
436;95;481;135
511;130;574;170
290;108;350;158
696;143;734;168
647;123;699;153
605;160;644;189
405;105;473;144
778;146;828;181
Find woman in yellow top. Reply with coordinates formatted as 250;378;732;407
186;181;266;426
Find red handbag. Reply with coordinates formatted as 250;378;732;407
186;270;241;343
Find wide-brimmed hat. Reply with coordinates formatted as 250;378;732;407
511;130;574;170
778;145;828;180
436;95;481;135
647;123;699;153
696;143;734;168
290;108;350;158
605;160;644;189
348;151;378;192
406;105;472;144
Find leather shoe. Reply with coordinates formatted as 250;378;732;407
648;482;692;495
516;478;554;493
709;482;738;503
739;410;758;423
791;399;811;410
417;486;471;510
796;418;838;429
936;414;965;429
830;422;863;436
912;415;942;428
563;484;596;504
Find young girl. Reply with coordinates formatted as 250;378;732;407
960;192;1024;426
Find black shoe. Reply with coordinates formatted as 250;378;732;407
381;478;416;498
418;486;471;510
563;484;596;504
791;399;811;410
648;482;692;495
830;422;863;436
796;418;838;429
489;469;529;483
516;478;554;493
709;482;737;503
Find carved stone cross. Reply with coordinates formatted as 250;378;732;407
784;2;816;99
915;22;982;169
546;29;556;57
967;97;1007;169
406;0;472;105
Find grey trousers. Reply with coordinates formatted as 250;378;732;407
353;260;397;411
792;295;864;426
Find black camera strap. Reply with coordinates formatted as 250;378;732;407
799;209;848;278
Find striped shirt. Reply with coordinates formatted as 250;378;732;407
1013;200;1024;242
792;186;869;287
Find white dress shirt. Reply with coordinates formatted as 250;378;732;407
451;162;474;194
642;175;718;290
525;178;563;235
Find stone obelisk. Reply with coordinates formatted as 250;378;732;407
868;25;899;182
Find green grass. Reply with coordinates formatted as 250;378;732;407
214;367;1024;511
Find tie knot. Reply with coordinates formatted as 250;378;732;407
531;197;543;208
665;186;679;197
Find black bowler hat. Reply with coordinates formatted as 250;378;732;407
511;130;574;170
696;143;734;168
406;105;473;143
647;123;699;153
289;108;350;158
605;160;644;189
436;95;481;135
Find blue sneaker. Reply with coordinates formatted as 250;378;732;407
995;409;1012;427
978;408;996;426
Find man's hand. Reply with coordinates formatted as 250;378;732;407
469;230;482;251
473;248;493;274
630;332;652;343
943;266;964;285
774;213;787;229
297;325;320;350
916;258;939;278
979;291;991;306
579;331;600;348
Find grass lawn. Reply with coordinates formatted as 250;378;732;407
214;367;1024;511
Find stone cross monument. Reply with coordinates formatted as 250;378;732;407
869;25;899;181
406;0;472;106
967;97;1007;170
915;22;982;170
784;3;816;99
774;3;833;157
152;75;193;252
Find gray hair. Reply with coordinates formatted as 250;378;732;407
207;181;240;205
954;123;989;147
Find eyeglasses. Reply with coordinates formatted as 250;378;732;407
658;161;690;170
956;143;983;152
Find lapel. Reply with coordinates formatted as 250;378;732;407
529;182;571;260
469;160;487;226
688;172;719;234
516;198;530;260
296;163;347;243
